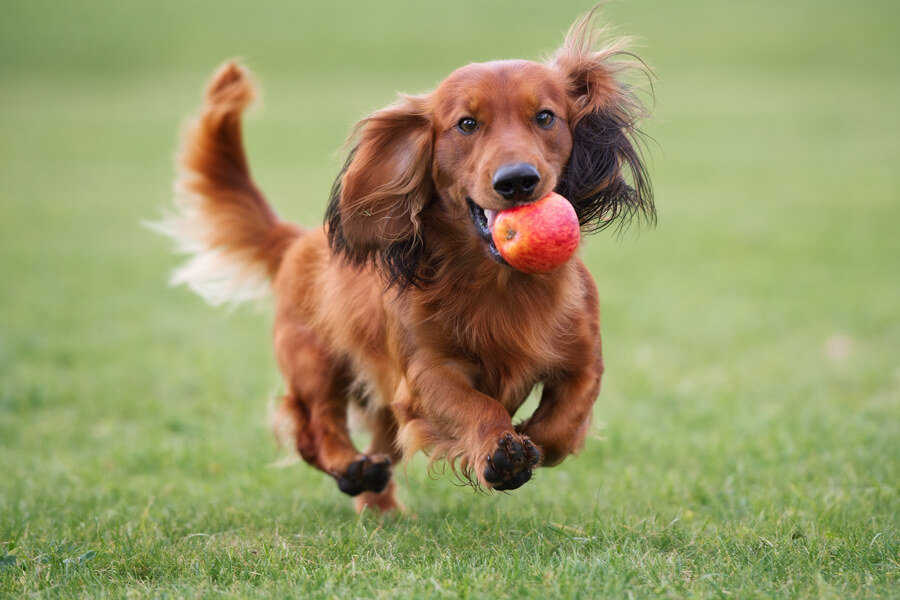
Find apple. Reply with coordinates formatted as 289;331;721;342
490;192;580;274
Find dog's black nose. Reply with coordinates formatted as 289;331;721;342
492;163;541;202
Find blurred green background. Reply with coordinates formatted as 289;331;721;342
1;0;897;597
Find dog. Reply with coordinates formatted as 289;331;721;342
158;11;653;512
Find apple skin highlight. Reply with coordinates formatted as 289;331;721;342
490;192;580;274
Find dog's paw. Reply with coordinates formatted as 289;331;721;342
336;455;392;497
483;434;541;491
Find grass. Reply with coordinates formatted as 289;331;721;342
1;0;898;597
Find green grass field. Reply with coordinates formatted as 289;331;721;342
1;0;898;597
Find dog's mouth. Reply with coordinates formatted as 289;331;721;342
467;198;506;265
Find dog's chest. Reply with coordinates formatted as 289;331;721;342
438;289;571;386
405;265;584;404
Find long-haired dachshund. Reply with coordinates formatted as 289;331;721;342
159;12;653;512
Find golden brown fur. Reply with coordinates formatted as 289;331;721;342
160;12;653;512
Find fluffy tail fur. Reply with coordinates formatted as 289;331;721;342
154;62;300;305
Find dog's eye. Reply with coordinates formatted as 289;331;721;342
457;117;478;134
535;110;556;129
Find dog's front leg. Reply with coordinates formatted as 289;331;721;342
517;354;604;467
393;360;540;491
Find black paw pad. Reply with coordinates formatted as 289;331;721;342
336;455;392;497
483;434;541;491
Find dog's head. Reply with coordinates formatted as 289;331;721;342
327;13;654;285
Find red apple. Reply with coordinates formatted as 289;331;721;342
490;192;580;274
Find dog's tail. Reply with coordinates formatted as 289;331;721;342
153;61;301;306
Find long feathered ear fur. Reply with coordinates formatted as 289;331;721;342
552;11;655;231
326;94;433;286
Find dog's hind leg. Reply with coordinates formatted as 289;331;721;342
273;326;394;505
353;407;403;512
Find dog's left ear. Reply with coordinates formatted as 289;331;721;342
552;14;655;231
327;94;433;284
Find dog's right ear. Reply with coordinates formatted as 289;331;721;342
326;94;433;283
